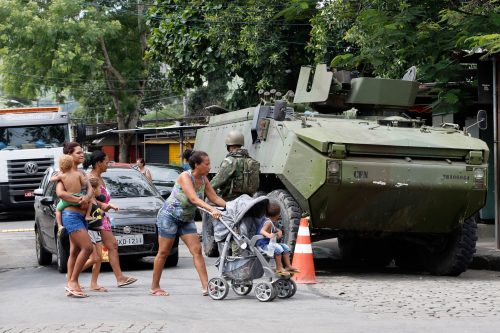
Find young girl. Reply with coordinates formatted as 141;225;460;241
257;200;300;276
81;176;118;293
86;177;116;229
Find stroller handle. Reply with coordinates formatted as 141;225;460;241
197;206;247;250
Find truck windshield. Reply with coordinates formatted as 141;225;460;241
0;124;69;150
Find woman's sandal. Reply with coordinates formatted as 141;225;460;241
90;286;108;292
64;287;88;298
117;276;138;287
149;289;169;296
202;289;209;296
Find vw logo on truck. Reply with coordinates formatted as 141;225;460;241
24;161;39;175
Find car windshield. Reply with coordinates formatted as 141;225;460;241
147;165;182;184
103;170;158;198
0;124;69;150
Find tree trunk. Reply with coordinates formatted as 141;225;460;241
118;133;134;163
99;3;149;163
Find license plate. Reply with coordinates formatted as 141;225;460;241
24;191;35;198
116;234;144;246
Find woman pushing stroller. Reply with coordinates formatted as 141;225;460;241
257;201;300;276
150;150;226;296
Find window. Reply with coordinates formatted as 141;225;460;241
0;124;69;150
103;170;158;198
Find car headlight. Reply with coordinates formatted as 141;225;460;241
327;160;341;184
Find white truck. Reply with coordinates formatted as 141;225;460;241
0;106;71;211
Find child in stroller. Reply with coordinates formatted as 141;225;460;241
256;200;300;276
207;195;297;302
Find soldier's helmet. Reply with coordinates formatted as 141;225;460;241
225;130;244;146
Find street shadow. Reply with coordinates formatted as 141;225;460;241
0;211;35;222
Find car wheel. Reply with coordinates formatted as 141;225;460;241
56;233;69;273
35;226;52;265
165;236;179;267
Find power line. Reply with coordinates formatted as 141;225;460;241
1;70;159;83
0;74;176;93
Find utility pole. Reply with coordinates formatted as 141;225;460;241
183;90;189;118
493;56;499;249
181;91;189;163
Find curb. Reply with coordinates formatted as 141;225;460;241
0;228;34;233
471;249;500;272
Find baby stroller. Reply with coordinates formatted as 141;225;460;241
204;194;297;302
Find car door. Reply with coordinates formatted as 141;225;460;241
38;177;58;253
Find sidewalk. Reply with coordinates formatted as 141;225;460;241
471;223;500;271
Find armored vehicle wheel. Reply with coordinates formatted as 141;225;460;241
208;277;229;300
255;282;277;302
231;281;253;295
202;211;219;257
424;213;478;276
267;189;301;252
275;278;296;298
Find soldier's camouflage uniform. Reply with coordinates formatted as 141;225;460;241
211;148;257;255
211;148;255;201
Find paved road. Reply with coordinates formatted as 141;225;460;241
1;214;500;332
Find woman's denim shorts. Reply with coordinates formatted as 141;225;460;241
156;208;197;239
62;210;87;234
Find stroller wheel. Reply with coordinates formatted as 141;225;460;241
275;278;297;298
231;280;253;296
254;282;277;302
208;277;229;300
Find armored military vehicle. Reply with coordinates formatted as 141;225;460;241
195;64;489;276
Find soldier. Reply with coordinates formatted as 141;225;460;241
210;130;260;255
211;130;260;200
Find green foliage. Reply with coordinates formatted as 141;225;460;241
308;0;500;114
147;0;316;109
0;0;113;101
0;0;176;161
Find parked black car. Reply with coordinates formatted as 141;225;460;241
34;165;178;273
143;163;184;197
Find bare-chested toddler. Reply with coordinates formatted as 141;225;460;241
51;155;92;233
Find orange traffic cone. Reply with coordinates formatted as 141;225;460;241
292;217;317;284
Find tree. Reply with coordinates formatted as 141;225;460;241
147;0;317;110
308;0;500;113
0;0;172;162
